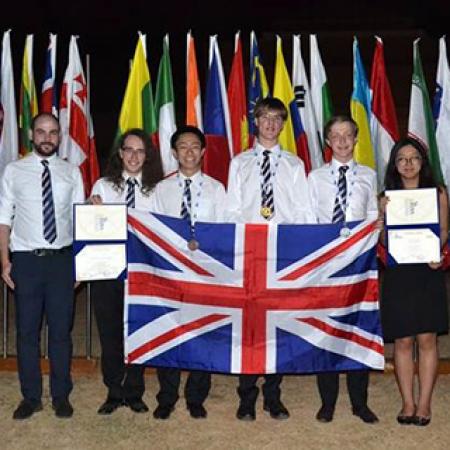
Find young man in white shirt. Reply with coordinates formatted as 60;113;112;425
90;128;164;415
225;97;314;421
149;125;226;420
308;115;379;424
0;113;85;420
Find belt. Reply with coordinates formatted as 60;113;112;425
30;246;72;257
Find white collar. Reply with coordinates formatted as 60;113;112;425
122;172;142;186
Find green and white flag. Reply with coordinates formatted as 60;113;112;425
408;38;443;184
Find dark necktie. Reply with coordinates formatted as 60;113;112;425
41;160;57;243
260;150;274;219
126;178;137;208
180;179;192;220
332;165;349;223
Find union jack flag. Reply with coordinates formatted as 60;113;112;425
125;210;384;374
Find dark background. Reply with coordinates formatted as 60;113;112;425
2;0;449;170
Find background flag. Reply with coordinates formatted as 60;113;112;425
227;31;248;155
273;36;311;172
203;35;233;186
19;34;38;156
433;36;450;193
155;34;177;175
0;30;18;176
40;33;58;117
370;36;399;189
292;35;322;170
118;33;157;140
351;37;375;169
59;36;99;195
248;31;269;145
310;34;333;161
408;38;444;184
186;31;203;130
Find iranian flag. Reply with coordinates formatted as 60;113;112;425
310;34;333;162
19;34;38;156
155;34;177;175
0;29;18;176
186;31;203;130
408;38;443;184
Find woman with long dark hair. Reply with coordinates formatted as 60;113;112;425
381;137;448;426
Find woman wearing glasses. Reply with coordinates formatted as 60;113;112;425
380;137;448;426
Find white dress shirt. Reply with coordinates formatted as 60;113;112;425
91;173;154;211
0;152;85;251
149;170;226;221
308;158;378;223
225;142;315;224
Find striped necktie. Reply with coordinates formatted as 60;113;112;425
260;149;274;219
126;177;137;208
332;165;349;223
41;160;57;244
180;179;192;220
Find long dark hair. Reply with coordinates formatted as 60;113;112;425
384;137;440;190
105;128;164;195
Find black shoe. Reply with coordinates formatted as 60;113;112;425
263;401;290;420
352;405;378;424
187;403;207;419
153;404;174;419
97;398;124;415
316;405;335;423
236;405;256;421
396;409;415;425
413;415;431;427
13;400;43;420
125;398;149;413
52;399;73;418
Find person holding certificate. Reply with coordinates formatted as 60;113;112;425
89;128;163;415
225;97;315;422
149;125;226;420
380;137;448;426
308;115;379;424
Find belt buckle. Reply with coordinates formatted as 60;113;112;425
33;249;46;257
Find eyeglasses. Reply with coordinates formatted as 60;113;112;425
395;156;422;166
121;147;146;156
258;114;284;124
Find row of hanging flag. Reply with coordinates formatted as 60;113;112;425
0;30;449;198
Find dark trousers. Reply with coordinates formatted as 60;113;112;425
12;251;74;403
237;374;283;408
156;367;211;407
317;371;369;409
92;279;145;400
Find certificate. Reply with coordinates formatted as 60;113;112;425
75;244;126;281
385;188;438;226
387;228;440;264
74;204;127;241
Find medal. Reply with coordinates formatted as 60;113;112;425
260;206;272;219
188;238;199;251
340;227;351;238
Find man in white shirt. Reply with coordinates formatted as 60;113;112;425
90;128;164;415
0;113;85;420
225;97;314;421
149;125;226;420
308;115;379;424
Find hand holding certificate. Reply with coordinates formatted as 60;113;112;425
385;188;440;264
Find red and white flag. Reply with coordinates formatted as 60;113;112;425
59;36;99;196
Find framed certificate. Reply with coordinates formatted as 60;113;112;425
385;188;440;265
73;204;128;281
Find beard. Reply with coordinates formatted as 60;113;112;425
33;141;58;157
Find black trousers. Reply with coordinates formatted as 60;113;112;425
156;368;211;407
12;250;74;403
237;374;283;408
316;371;369;409
92;279;145;400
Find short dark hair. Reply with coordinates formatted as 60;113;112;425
170;125;206;150
384;136;440;190
324;115;358;140
31;112;60;131
254;97;288;121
